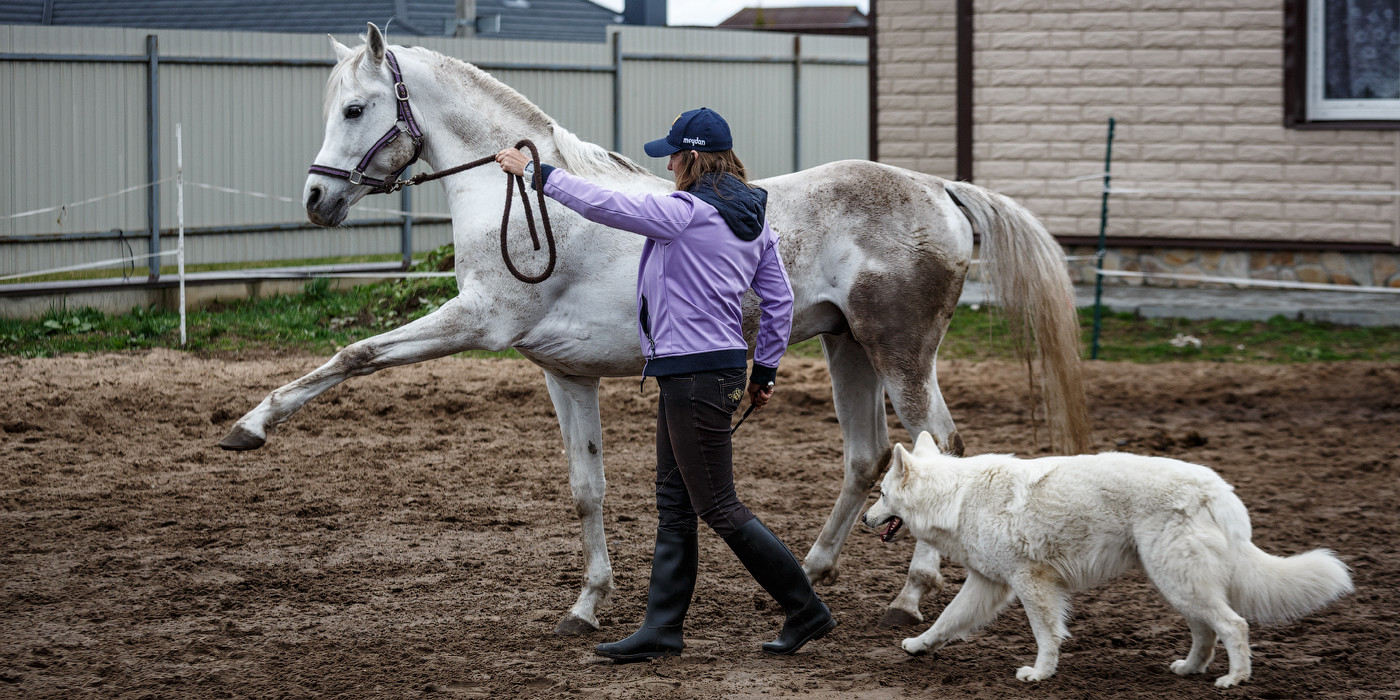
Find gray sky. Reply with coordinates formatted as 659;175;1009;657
591;0;870;28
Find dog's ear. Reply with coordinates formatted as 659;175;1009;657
893;443;913;489
914;431;941;456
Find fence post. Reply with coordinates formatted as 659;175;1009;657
1090;116;1115;360
793;34;801;173
177;123;186;346
611;30;622;152
146;34;161;281
400;185;413;270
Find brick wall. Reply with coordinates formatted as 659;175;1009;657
876;0;959;177
878;0;1400;288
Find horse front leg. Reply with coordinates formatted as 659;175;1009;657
542;371;614;635
218;295;491;450
803;334;892;587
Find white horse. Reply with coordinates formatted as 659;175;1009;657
219;24;1091;634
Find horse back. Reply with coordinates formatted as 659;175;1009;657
756;160;973;341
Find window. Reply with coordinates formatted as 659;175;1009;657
1286;0;1400;127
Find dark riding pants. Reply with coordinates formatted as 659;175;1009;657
654;368;756;538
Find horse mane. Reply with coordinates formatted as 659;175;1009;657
325;43;650;180
551;124;652;180
323;48;368;120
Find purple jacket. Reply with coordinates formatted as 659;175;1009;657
542;167;794;384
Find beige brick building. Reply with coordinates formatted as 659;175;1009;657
876;0;1400;288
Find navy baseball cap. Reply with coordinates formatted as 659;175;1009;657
643;108;734;157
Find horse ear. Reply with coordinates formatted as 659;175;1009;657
365;22;386;65
328;35;353;63
914;430;941;456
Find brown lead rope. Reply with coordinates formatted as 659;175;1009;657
388;139;555;284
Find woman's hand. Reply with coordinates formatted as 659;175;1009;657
746;381;774;411
495;147;529;177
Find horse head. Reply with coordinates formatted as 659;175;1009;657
305;23;422;226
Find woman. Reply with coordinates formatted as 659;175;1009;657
496;108;835;661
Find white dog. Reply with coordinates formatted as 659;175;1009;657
861;432;1353;688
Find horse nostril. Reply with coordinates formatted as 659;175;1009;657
306;186;323;208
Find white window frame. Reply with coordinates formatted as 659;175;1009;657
1307;0;1400;121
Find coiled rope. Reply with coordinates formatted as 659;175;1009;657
388;139;555;284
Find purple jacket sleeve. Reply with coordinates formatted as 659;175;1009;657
543;168;695;242
750;235;795;384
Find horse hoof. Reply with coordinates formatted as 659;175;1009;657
218;426;266;451
553;614;597;636
878;607;922;629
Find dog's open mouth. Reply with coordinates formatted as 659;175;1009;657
879;517;903;542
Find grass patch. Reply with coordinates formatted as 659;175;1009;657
708;306;1398;364
3;246;1398;363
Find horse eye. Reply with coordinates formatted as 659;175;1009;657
343;104;364;120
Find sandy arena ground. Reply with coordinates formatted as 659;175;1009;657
1;350;1397;698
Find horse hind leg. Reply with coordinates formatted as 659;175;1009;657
871;336;965;627
801;333;892;588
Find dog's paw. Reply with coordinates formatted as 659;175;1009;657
1016;666;1052;682
1170;659;1207;676
1214;672;1248;689
901;638;929;656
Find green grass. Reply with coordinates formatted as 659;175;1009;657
782;308;1400;364
3;245;1398;363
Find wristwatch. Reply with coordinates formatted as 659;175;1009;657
523;161;536;181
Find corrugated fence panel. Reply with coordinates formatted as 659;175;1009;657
2;29;149;275
621;59;796;180
798;33;869;170
617;26;799;180
799;63;868;170
1;23;867;280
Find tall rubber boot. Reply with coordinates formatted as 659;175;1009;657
594;528;698;662
723;518;836;655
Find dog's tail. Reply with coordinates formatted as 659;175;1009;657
1214;491;1354;625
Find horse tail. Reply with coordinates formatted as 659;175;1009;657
942;180;1092;454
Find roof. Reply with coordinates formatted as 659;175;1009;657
474;0;623;42
0;0;627;42
717;6;868;34
0;0;457;35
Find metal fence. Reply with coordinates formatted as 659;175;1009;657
0;23;868;285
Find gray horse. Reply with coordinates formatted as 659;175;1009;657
220;24;1091;635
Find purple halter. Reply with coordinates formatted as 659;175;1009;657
308;50;424;194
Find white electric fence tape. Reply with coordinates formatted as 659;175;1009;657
1108;185;1400;198
2;178;176;223
2;181;449;222
0;249;179;281
1062;172;1400;198
188;182;450;218
1096;269;1400;294
3;178;452;283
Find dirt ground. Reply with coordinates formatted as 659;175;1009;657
1;350;1397;699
